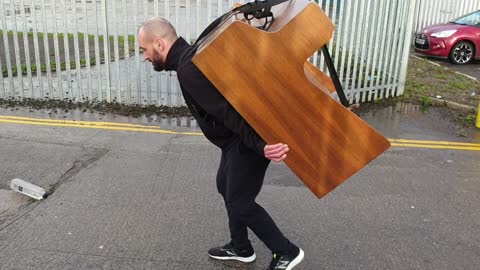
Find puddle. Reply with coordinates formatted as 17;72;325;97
357;102;480;143
0;106;200;132
1;102;479;141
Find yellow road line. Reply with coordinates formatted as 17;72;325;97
1;115;480;151
0;115;164;129
390;143;480;151
389;138;480;147
0;118;203;136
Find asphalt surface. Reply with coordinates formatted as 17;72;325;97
0;104;479;270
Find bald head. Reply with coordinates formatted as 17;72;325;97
139;17;178;43
138;17;178;72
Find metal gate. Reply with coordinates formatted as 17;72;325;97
0;0;417;106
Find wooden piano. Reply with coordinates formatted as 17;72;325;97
192;0;391;198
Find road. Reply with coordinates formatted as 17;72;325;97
0;104;479;270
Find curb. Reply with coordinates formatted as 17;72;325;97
430;97;477;113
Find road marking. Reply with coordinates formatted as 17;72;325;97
1;115;480;151
390;142;480;151
0;115;165;128
0;116;203;136
388;139;480;152
454;71;478;82
411;54;478;82
388;138;480;147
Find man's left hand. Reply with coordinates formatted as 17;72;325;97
264;143;289;162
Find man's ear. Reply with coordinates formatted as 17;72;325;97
153;38;165;51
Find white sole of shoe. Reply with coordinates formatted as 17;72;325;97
286;248;304;270
208;253;256;263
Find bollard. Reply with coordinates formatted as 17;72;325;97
477;102;480;128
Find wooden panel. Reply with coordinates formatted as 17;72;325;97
193;2;390;198
304;61;336;94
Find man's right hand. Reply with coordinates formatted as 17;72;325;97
264;143;289;162
348;103;360;110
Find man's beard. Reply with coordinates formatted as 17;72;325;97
151;50;165;72
152;59;165;72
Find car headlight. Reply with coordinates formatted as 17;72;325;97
431;30;457;38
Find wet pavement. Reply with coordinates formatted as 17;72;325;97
358;102;480;142
0;103;479;270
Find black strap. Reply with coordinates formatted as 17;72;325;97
322;46;349;107
232;0;290;20
194;11;234;46
195;0;291;46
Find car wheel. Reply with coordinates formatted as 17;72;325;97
449;41;475;64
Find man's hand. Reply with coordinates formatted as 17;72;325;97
348;103;360;110
264;143;289;162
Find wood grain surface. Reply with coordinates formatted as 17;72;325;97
193;1;390;198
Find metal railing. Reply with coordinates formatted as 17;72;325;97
0;0;417;106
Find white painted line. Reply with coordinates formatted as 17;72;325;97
412;54;479;82
426;59;441;67
412;54;441;66
454;71;478;82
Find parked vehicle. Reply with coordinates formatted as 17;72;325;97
414;10;480;64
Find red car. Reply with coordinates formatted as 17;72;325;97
414;10;480;64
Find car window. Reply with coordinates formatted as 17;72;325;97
453;10;480;27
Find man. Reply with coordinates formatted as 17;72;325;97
138;17;304;270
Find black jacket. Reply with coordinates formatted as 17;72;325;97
164;37;266;156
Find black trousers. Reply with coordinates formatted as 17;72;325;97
216;140;296;254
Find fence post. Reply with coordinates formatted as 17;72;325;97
102;0;112;102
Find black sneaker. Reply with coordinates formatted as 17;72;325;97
268;247;304;270
208;243;256;263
